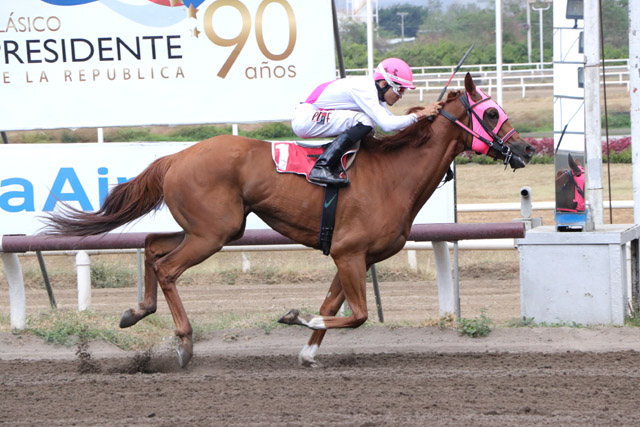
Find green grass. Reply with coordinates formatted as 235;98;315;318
27;309;146;349
456;308;493;337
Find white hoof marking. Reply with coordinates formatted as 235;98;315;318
299;344;319;367
300;315;326;330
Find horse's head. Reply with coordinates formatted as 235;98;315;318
442;73;535;170
555;153;586;212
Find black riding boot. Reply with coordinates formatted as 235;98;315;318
309;124;372;187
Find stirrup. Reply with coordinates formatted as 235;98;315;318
309;166;349;186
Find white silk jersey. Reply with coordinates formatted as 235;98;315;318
291;76;418;139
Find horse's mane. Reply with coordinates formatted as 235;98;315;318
361;90;462;152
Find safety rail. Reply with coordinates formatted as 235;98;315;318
342;59;631;100
1;222;526;330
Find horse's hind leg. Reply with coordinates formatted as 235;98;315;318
298;273;345;367
119;232;184;329
152;233;228;368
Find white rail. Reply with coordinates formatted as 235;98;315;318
344;59;631;100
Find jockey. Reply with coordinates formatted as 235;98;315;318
291;57;444;187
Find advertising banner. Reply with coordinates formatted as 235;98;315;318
0;143;454;235
0;0;336;130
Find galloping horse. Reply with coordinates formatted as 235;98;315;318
555;153;586;212
44;74;535;368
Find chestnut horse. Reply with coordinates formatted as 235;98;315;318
555;153;586;212
44;74;535;368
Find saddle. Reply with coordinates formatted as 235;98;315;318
271;141;359;186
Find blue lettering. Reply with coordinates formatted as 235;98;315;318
43;168;93;211
0;178;35;212
98;167;109;207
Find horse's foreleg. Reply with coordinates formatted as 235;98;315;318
298;273;345;367
120;232;184;329
279;254;368;330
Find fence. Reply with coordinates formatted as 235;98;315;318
345;59;631;100
1;222;526;330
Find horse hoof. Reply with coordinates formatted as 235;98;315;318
299;358;322;368
176;344;193;368
277;309;300;325
119;309;137;328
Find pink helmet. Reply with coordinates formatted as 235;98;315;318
373;58;416;93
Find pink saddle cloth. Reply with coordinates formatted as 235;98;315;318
271;141;358;184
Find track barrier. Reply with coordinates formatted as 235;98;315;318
1;222;526;330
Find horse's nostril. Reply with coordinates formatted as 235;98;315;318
526;145;536;156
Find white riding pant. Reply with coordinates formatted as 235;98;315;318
291;103;375;139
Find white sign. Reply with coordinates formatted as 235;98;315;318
0;0;336;130
0;142;454;235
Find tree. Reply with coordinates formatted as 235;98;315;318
378;4;429;38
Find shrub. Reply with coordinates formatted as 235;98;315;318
90;263;136;288
61;131;83;143
457;308;492;337
244;122;296;140
105;128;154;142
455;136;631;165
169;125;232;141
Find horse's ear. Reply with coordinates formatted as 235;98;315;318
568;153;582;174
464;73;477;96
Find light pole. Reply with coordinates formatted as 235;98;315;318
397;11;408;42
530;1;551;65
526;1;532;63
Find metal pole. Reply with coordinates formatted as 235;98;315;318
1;131;8;144
397;12;408;42
526;3;532;63
36;251;56;309
331;0;346;78
369;264;384;323
538;8;544;64
366;0;374;76
495;0;503;105
584;0;604;226
531;2;551;65
136;248;143;303
630;0;640;224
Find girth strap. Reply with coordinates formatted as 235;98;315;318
319;185;339;255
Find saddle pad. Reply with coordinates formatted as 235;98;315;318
271;141;359;185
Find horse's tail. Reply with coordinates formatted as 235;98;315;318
44;156;172;236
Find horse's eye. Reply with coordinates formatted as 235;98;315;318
487;110;500;120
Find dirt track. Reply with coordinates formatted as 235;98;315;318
2;326;640;426
3;261;640;425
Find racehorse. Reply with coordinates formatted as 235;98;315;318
555;153;585;212
44;73;535;368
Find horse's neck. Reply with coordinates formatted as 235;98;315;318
379;125;461;222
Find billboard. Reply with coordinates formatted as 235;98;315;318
0;142;454;235
0;0;336;130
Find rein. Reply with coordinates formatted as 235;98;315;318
440;90;517;166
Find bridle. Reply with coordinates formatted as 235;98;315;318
557;166;586;212
440;88;517;167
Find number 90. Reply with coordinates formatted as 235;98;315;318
203;0;297;78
